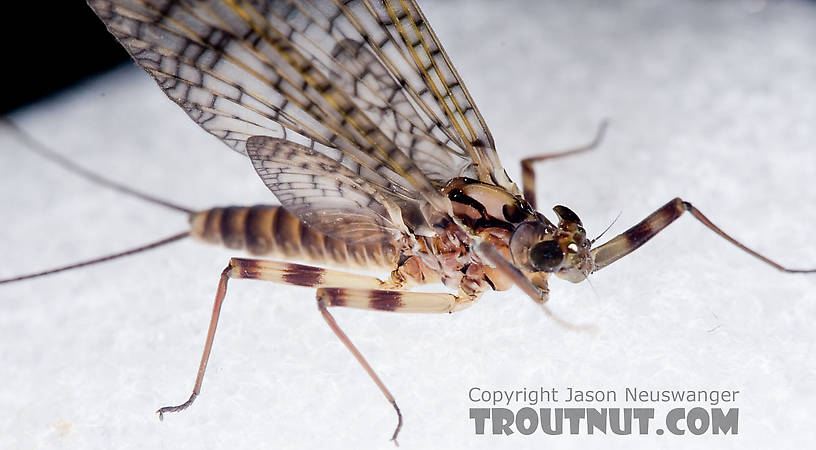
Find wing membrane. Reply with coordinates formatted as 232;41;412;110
88;0;518;242
349;0;517;192
247;135;418;245
326;38;476;184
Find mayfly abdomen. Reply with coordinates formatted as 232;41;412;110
189;205;397;270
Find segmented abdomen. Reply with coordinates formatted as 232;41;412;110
189;205;396;270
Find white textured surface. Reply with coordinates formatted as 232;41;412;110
1;0;815;448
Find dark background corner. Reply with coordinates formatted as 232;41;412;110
1;3;130;114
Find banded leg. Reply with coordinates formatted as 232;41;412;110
317;287;473;443
521;120;608;209
591;197;816;273
156;257;473;444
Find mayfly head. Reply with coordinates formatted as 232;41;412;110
509;205;594;284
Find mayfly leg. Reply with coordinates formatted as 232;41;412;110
591;197;816;273
158;257;473;444
520;120;608;209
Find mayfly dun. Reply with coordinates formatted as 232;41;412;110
2;0;815;445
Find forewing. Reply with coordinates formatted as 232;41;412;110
326;37;477;184
88;0;460;215
88;0;522;244
293;0;517;190
354;0;519;193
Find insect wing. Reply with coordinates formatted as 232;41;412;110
246;135;409;245
359;0;517;193
87;0;519;241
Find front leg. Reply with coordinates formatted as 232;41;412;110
591;198;816;273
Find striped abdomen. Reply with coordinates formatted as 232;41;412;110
189;205;397;270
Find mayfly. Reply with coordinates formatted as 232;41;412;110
3;0;813;443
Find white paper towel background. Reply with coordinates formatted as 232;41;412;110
1;1;815;449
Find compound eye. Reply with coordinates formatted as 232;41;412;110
529;240;565;272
